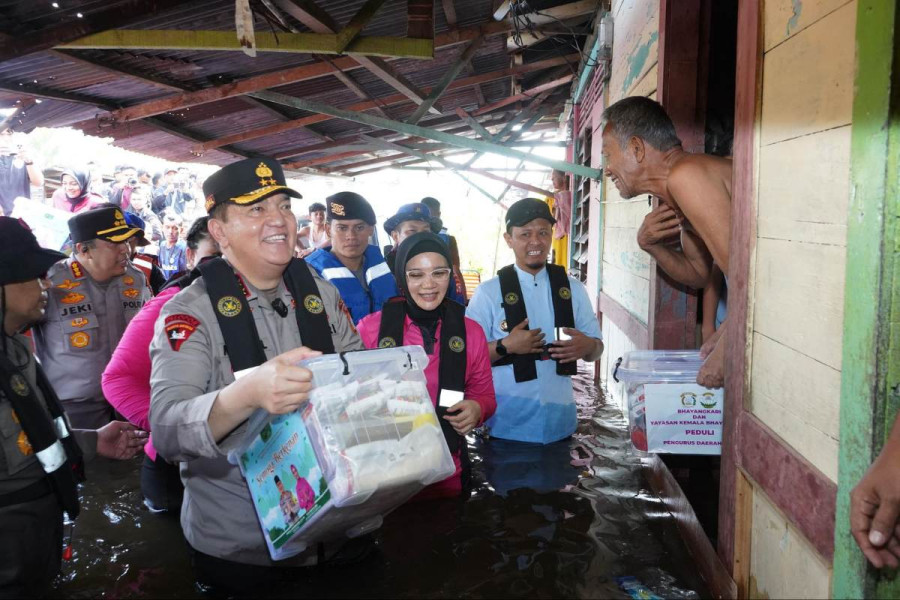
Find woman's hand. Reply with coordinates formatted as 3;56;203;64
443;400;482;435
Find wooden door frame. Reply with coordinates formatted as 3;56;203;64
832;1;900;597
718;1;842;594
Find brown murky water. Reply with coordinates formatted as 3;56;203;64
52;370;709;598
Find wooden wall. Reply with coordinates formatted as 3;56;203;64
596;0;659;407
744;0;856;596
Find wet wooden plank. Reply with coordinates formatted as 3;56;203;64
608;0;659;101
759;2;856;146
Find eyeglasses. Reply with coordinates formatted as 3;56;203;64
406;267;452;283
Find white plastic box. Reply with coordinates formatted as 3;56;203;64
229;346;455;560
615;350;724;455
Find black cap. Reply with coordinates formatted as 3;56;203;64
308;202;326;213
202;157;302;214
383;202;432;235
504;198;556;230
69;206;142;244
0;217;67;285
326;191;376;225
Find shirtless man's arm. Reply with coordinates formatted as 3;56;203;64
637;204;712;289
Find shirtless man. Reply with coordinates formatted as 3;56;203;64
600;96;732;388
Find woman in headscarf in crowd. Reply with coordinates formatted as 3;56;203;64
51;167;104;213
356;232;496;497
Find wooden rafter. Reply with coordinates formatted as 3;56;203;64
250;89;602;178
191;54;576;153
271;0;338;33
454;107;492;139
0;0;186;62
354;55;443;116
406;35;484;124
69;19;534;127
58;30;434;59
472;74;574;115
336;0;390;53
408;0;436;39
441;0;458;27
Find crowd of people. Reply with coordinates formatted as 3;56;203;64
0;96;897;598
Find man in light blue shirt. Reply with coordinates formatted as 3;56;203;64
467;198;603;444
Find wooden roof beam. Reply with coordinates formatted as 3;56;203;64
472;74;573;116
271;0;339;33
250;89;602;178
406;35;484;124
70;19;528;126
58;30;434;59
354;55;443;116
336;0;390;53
441;0;458;27
0;0;186;63
192;54;576;153
408;0;436;39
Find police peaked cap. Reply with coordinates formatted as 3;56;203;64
383;202;432;235
0;217;67;286
505;197;557;229
326;191;376;225
202;157;302;214
69;206;142;244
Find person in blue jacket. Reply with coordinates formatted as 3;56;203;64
306;192;398;323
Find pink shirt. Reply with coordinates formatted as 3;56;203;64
101;286;180;460
357;310;496;497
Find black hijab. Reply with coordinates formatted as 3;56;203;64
393;231;453;324
61;167;91;204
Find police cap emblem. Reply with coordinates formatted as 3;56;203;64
303;294;324;314
217;296;243;317
448;336;465;353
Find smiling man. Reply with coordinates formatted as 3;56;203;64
466;198;603;444
149;158;364;594
305;191;398;323
33;206;150;429
601;96;732;388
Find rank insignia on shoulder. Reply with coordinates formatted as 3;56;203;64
165;314;200;351
56;279;81;290
61;292;86;304
69;332;91;348
123;275;135;286
70;261;84;279
217;296;242;317
123;288;139;299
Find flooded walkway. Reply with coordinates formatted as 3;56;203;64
52;370;709;598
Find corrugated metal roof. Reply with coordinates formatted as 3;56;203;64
0;0;589;170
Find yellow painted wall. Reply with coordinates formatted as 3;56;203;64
746;0;856;596
595;0;658;406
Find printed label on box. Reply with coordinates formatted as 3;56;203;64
643;383;723;455
239;406;330;549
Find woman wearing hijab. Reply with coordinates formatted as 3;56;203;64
357;232;496;497
51;168;104;213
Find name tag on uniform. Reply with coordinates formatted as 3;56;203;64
439;389;464;408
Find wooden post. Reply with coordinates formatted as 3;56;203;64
832;1;900;598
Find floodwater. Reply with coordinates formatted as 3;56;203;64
52;370;710;599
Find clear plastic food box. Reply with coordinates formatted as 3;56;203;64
229;345;455;560
614;350;724;455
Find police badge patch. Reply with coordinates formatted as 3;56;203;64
10;374;29;397
503;292;519;305
303;294;324;314
559;287;572;300
217;296;242;317
165;314;201;351
448;336;465;353
378;337;396;348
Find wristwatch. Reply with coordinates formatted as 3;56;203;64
495;338;509;357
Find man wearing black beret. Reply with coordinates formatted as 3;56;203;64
32;206;151;429
0;217;146;597
305;191;398;323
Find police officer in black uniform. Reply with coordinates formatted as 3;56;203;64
0;217;146;598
